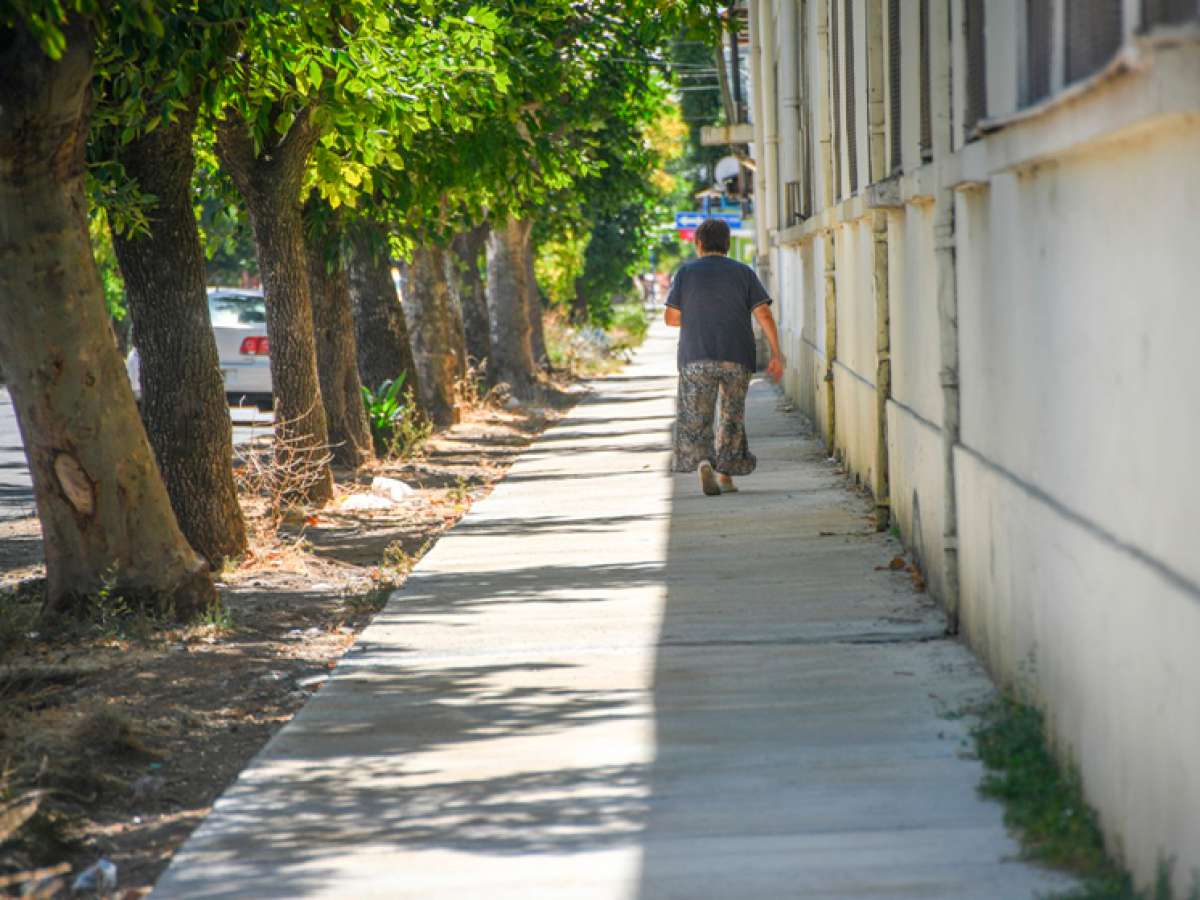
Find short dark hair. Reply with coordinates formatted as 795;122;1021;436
695;218;730;254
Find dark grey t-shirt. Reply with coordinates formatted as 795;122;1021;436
665;255;771;371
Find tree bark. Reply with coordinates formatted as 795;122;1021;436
485;217;538;395
400;245;466;428
449;226;490;368
345;223;421;403
109;107;248;565
571;277;590;323
523;233;549;368
303;202;373;469
0;18;215;618
440;250;470;376
215;110;333;505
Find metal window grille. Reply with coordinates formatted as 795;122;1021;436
844;0;858;193
1024;0;1053;105
831;0;843;200
888;0;902;173
1064;0;1123;84
1142;0;1199;25
786;181;805;225
919;0;932;160
964;0;986;137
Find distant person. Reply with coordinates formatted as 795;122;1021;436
664;218;783;496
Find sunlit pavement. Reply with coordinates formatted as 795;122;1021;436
152;323;1074;899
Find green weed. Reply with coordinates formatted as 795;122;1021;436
380;538;433;577
447;475;471;505
196;598;234;632
362;377;431;458
973;695;1199;899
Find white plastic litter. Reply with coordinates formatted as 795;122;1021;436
71;858;117;895
339;493;393;511
370;476;416;502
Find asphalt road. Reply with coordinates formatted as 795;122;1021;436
0;386;273;522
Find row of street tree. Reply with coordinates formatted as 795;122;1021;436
0;1;719;622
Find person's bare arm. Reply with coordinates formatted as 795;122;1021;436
753;303;785;383
664;306;682;327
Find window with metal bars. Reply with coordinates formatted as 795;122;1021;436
1024;0;1053;105
786;181;804;225
1064;0;1122;84
831;0;843;200
964;0;986;137
888;0;902;174
919;0;932;160
844;0;858;193
1142;0;1199;25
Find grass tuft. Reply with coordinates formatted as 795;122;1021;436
973;695;1199;899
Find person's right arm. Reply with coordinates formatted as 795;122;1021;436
753;303;785;383
664;306;681;327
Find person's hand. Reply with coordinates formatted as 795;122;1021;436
766;354;785;384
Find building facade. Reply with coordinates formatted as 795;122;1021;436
745;0;1200;889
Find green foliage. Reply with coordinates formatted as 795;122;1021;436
972;695;1200;899
361;376;429;458
86;208;127;322
535;229;588;310
609;302;650;345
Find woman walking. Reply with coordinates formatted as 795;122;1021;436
664;218;784;496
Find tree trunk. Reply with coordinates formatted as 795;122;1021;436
571;278;590;324
0;18;215;618
110;107;248;565
216;111;333;505
523;234;549;368
485;217;537;395
449;226;491;368
303;202;373;469
401;245;466;428
345;223;421;406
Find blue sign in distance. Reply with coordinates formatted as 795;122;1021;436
674;210;742;229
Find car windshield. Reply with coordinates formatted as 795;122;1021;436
208;293;266;326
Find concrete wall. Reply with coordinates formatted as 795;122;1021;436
752;0;1200;889
832;219;878;488
885;201;946;596
953;120;1200;873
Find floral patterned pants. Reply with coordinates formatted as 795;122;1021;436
671;360;757;476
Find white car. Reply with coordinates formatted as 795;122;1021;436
126;288;273;409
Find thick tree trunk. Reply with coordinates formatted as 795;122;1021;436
345;223;421;406
449;226;490;368
303;203;373;469
440;251;470;376
216;112;333;505
401;245;466;428
523;235;549;368
110;108;248;565
485;217;537;395
0;19;215;618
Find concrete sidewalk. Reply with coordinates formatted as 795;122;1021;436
153;323;1071;899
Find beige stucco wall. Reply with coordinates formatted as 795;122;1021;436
755;0;1200;888
953;118;1200;880
884;202;946;596
831;220;878;487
